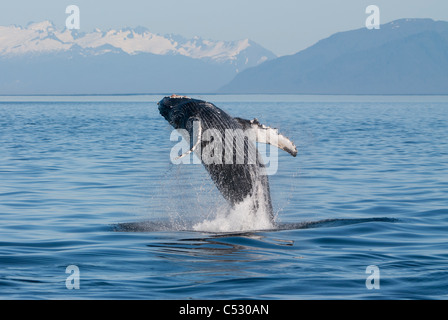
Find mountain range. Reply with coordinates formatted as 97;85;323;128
219;18;448;94
1;18;448;95
0;21;276;94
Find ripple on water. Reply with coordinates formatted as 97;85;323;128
1;99;447;299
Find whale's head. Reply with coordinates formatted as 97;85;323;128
158;94;196;129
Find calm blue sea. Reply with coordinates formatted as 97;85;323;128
0;95;447;299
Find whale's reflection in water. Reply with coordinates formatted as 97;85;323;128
111;216;400;291
112;217;398;261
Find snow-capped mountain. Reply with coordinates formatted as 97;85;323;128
0;21;276;94
0;21;275;68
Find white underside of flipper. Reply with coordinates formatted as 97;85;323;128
234;117;298;157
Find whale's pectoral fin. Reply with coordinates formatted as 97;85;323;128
234;117;298;157
175;117;202;160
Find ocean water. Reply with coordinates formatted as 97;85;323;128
0;95;447;300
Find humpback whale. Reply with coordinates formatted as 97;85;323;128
158;95;297;222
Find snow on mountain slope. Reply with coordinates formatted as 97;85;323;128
0;20;275;66
0;21;70;55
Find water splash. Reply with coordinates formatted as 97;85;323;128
112;216;398;232
146;152;277;233
192;194;276;233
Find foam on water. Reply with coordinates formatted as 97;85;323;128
185;155;276;232
193;187;275;233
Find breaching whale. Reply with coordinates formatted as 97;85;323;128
158;95;297;222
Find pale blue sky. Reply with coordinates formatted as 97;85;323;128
1;0;448;56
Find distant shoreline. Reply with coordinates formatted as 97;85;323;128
2;94;448;104
1;93;448;97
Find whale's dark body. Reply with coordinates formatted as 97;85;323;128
158;95;297;221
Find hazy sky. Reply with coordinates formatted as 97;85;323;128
1;0;448;56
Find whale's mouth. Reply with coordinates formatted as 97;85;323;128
157;95;193;121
